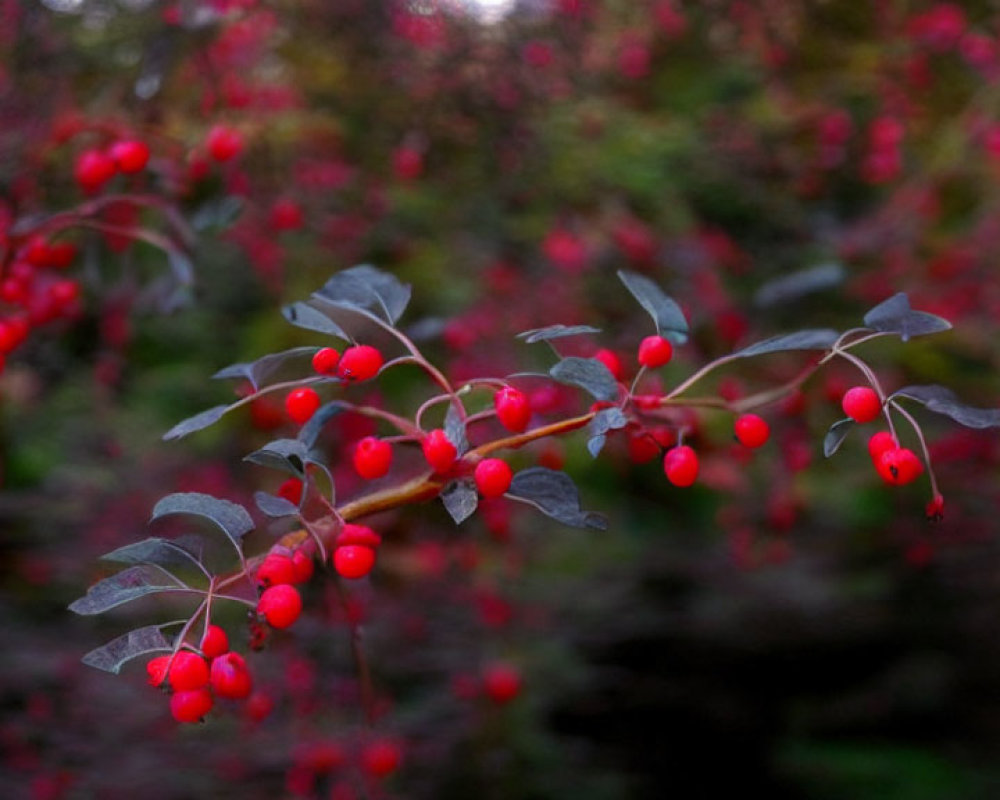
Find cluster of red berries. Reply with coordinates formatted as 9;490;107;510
284;344;386;425
841;385;928;490
74;138;151;194
255;541;316;629
146;625;253;723
332;523;382;580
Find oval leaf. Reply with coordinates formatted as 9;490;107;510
731;329;840;358
444;402;469;456
150;493;254;558
298;400;349;449
315;264;412;325
282;302;350;339
823;418;855;457
101;537;204;571
69;565;188;615
163;404;231;441
254;491;300;518
617;270;689;343
891;385;1000;429
245;438;311;476
440;479;479;525
550;357;619;402
516;324;602;344
507;467;608;531
81;624;174;674
863;293;952;342
212;346;318;391
753;262;845;308
588;406;628;458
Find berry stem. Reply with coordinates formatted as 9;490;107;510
888;399;941;498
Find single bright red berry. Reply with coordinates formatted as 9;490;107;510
637;335;673;368
277;477;304;505
494;386;531;433
842;386;882;423
210;652;253;699
291;548;315;583
733;413;770;448
663;445;699;487
333;544;376;579
593;348;625;381
200;624;229;659
46;241;77;269
482;662;522;705
353;436;393;480
170;687;213;723
361;739;402;779
256;553;297;588
336;523;382;549
257;584;303;630
285;387;321;424
146;655;170;687
474;458;513;499
109;139;150;173
867;431;898;462
206;125;244;162
74;148;117;193
925;493;945;522
875;446;924;486
422;429;458;473
168;651;210;692
336;344;384;382
312;346;340;375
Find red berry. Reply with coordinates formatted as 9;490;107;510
74;148;117;193
733;414;770;448
200;624;229;659
593;348;625;381
285;387;321;424
336;523;382;549
482;662;522;705
333;544;376;579
170;687;213;723
312;346;340;375
46;241;77;269
842;386;881;423
353;436;393;480
663;445;699;487
206;125;244;162
627;432;661;464
256;553;297;588
474;458;513;499
336;344;383;382
637;335;673;368
926;493;945;521
146;655;170;687
422;429;458;473
168;651;210;691
269;198;304;231
292;548;315;583
109;139;150;173
875;446;924;486
494;386;531;433
361;739;402;779
257;584;303;629
210;652;253;699
867;431;898;462
277;477;304;505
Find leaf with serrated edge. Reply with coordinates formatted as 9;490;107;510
316;264;411;324
617;270;689;343
892;385;1000;429
254;491;300;518
81;625;174;674
550;357;618;402
212;346;318;391
150;493;254;559
163;404;231;441
68;565;189;615
441;480;479;525
731;329;839;358
862;293;952;342
282;302;350;339
101;538;204;571
823;418;855;457
507;467;608;531
516;324;602;344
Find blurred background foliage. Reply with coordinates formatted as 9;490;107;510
2;0;1000;797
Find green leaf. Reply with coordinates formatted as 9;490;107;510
150;493;254;559
507;467;607;531
254;491;300;518
516;324;602;344
891;385;1000;429
863;293;951;341
163;404;231;441
731;329;839;358
440;480;478;525
617;270;689;343
550;357;619;402
315;264;412;325
282;302;350;339
212;346;318;391
588;407;628;457
101;537;204;571
81;624;175;674
69;565;189;615
823;418;854;457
